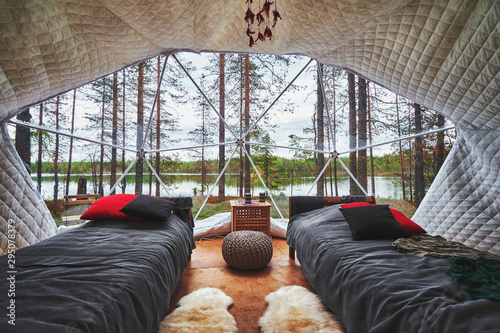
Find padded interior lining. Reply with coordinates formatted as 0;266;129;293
0;124;57;255
0;0;498;255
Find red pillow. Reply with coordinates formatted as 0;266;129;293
340;202;426;234
389;208;426;234
340;202;373;208
80;194;141;220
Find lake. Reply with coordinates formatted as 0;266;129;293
32;173;406;200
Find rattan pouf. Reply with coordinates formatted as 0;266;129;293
222;230;273;270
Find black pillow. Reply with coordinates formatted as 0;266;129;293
168;197;193;225
120;195;178;221
339;205;411;241
290;196;325;216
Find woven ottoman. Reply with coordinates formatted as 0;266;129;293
222;230;273;270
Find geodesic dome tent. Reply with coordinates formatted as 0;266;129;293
0;0;499;255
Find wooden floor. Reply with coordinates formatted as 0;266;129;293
168;237;314;333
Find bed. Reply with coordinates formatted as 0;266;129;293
0;195;196;333
287;196;500;333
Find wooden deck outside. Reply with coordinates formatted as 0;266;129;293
168;237;315;333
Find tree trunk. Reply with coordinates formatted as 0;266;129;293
135;62;145;195
408;103;413;202
357;77;367;193
414;103;425;206
122;70;127;194
66;89;77;201
37;103;43;192
436;114;445;174
367;83;375;195
332;71;338;196
77;176;87;194
396;95;406;200
111;73;118;195
239;56;244;197
316;64;325;196
201;106;206;196
156;56;161;197
348;72;358;194
244;54;251;195
15;108;31;174
54;96;60;212
148;136;152;196
218;53;226;202
99;81;105;197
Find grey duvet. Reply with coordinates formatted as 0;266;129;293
286;205;500;333
0;214;195;333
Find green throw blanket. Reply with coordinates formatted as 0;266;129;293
447;256;500;301
393;235;499;260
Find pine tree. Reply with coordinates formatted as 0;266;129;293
65;89;77;200
316;63;325;196
143;55;186;195
188;77;217;195
218;53;226;202
15;108;31;174
414;103;425;206
357;77;367;192
84;75;113;195
244;54;251;196
110;73;118;195
222;54;296;196
155;56;161;196
436;114;446;174
395;94;406;200
37;103;43;192
288;134;314;195
135;61;145;195
54;96;60;210
348;72;358;194
121;69;127;194
253;133;282;190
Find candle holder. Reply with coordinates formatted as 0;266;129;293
245;192;252;204
259;192;266;202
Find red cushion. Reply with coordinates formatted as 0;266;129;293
340;202;373;208
389;208;426;234
80;194;141;220
341;202;426;234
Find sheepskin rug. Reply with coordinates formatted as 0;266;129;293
158;287;237;333
259;286;344;333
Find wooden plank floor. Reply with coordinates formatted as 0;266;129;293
168;237;315;333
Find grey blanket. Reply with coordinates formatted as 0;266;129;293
0;214;195;333
287;205;500;333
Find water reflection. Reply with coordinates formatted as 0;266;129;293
32;173;404;200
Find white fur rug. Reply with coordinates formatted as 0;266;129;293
158;288;237;333
259;286;344;333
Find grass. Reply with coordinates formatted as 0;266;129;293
376;198;417;218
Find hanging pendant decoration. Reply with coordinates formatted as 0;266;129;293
245;0;281;47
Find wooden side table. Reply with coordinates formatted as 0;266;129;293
230;200;271;236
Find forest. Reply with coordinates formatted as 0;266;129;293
11;53;455;214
